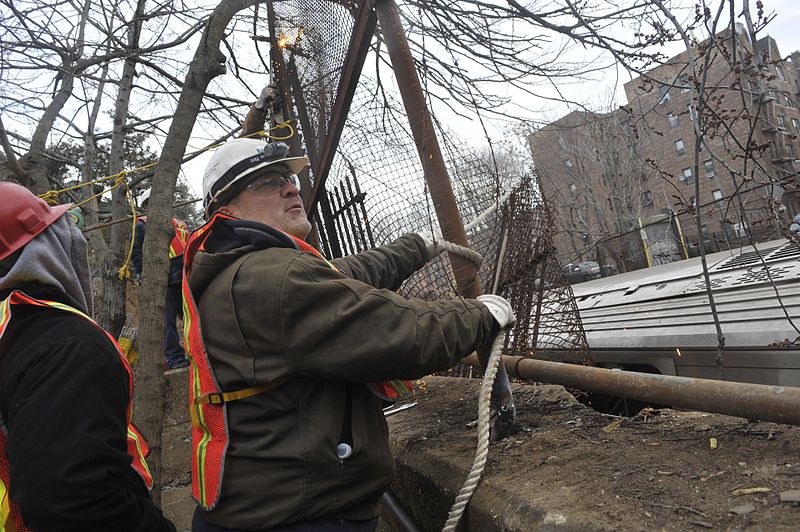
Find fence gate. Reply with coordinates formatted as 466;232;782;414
316;164;374;258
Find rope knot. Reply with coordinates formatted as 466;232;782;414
38;190;61;206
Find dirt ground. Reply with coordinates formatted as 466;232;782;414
387;376;800;531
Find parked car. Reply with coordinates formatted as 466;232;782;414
562;261;601;284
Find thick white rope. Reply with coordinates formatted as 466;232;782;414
441;332;506;532
438;240;483;270
433;239;508;532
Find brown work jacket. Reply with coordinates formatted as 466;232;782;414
187;220;496;530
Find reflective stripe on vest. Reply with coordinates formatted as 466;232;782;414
0;292;154;528
182;214;412;510
0;431;28;532
182;213;232;511
170;219;189;259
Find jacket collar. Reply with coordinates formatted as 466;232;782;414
202;216;298;254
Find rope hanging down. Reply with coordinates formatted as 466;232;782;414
433;240;508;532
442;332;506;532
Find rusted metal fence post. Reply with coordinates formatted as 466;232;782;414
375;0;480;298
375;0;515;436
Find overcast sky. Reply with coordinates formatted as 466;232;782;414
178;0;800;200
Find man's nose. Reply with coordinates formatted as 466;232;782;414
281;180;300;198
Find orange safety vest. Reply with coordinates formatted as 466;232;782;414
182;214;412;511
0;291;153;531
137;216;189;259
169;219;189;259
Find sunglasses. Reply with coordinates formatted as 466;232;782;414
245;172;301;193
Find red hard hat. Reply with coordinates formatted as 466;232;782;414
0;182;73;260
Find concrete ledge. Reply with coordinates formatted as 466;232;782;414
386;376;800;531
161;372;800;531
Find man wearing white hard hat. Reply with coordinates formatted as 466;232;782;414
183;138;515;531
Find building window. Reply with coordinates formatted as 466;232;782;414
679;74;690;93
704;159;716;178
682;167;695;185
792;118;800;133
659;84;671;104
668;113;679;129
787;96;797;109
777;115;787;129
746;81;756;102
712;189;723;210
776;65;785;81
675;139;686;156
734;222;749;237
687;103;697;121
789;142;797;159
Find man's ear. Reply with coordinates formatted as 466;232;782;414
217;204;236;217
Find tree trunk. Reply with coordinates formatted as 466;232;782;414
97;186;131;337
81;62;111;301
20;63;76;194
19;0;93;194
134;0;261;504
95;0;143;336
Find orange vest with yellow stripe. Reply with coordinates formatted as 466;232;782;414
182;214;412;511
137;216;189;259
0;291;153;531
169;219;189;259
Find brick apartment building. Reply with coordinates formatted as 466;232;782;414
530;26;800;272
528;109;660;273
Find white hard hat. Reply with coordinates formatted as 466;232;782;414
202;139;309;215
139;188;151;207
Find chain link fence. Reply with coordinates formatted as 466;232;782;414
269;0;591;368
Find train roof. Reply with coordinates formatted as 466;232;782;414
571;239;800;349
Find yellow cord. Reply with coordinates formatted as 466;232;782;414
259;120;294;141
37;120;298;280
117;184;138;280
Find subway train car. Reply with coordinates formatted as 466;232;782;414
571;238;800;388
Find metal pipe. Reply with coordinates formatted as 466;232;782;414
380;491;422;532
376;0;516;437
462;354;800;426
375;0;479;298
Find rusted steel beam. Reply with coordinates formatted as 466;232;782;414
376;0;515;439
306;0;378;217
375;0;480;298
462;354;800;426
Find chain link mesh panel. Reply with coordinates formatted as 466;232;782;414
268;0;591;369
